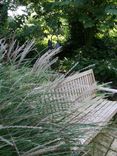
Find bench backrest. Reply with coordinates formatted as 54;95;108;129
54;69;97;102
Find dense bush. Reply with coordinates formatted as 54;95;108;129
56;57;117;86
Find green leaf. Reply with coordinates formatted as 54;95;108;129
105;5;117;15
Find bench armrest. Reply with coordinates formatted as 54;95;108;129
97;86;117;93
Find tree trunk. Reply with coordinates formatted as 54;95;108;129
84;27;96;47
69;19;96;49
0;2;9;36
69;20;85;48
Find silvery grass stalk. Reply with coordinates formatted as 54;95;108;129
0;38;105;156
0;38;76;156
0;38;35;66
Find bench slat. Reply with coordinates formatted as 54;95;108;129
80;100;111;123
65;97;104;124
76;101;117;144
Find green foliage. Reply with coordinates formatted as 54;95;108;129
56;35;117;86
0;0;116;56
57;56;117;86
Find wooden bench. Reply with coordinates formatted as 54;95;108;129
45;69;117;146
